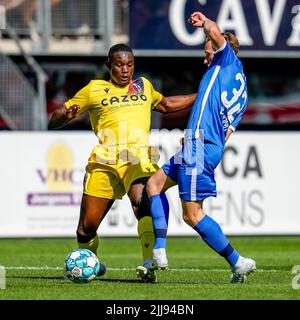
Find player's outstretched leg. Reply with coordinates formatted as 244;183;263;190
192;214;256;283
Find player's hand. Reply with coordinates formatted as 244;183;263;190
65;105;79;120
188;11;207;28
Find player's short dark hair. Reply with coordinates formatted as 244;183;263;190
222;32;239;54
107;43;133;68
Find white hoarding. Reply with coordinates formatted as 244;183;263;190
0;131;299;237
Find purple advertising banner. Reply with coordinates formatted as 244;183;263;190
129;0;300;56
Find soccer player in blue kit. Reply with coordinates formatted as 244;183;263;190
142;11;256;284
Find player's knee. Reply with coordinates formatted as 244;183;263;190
146;177;159;196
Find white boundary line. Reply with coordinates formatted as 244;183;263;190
5;266;279;273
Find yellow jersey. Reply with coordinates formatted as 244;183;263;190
65;77;163;166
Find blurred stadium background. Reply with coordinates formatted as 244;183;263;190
0;1;300;242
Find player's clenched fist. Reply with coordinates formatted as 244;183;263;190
188;11;207;28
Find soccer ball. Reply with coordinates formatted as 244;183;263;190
64;248;100;283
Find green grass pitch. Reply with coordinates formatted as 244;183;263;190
0;236;300;300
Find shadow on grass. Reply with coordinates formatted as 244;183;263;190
8;274;215;284
95;278;143;283
8;275;212;284
7;276;65;280
7;275;143;284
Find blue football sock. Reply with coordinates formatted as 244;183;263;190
150;193;169;249
193;214;239;266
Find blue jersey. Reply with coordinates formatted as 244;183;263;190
186;42;248;148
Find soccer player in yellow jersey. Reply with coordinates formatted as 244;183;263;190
49;43;196;283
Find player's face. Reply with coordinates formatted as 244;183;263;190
204;40;214;67
110;51;134;87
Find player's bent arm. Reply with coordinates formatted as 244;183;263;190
154;94;197;113
189;11;225;51
203;19;225;51
48;104;79;129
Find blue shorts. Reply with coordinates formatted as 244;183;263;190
163;141;223;201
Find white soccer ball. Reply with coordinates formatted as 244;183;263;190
64;248;100;283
